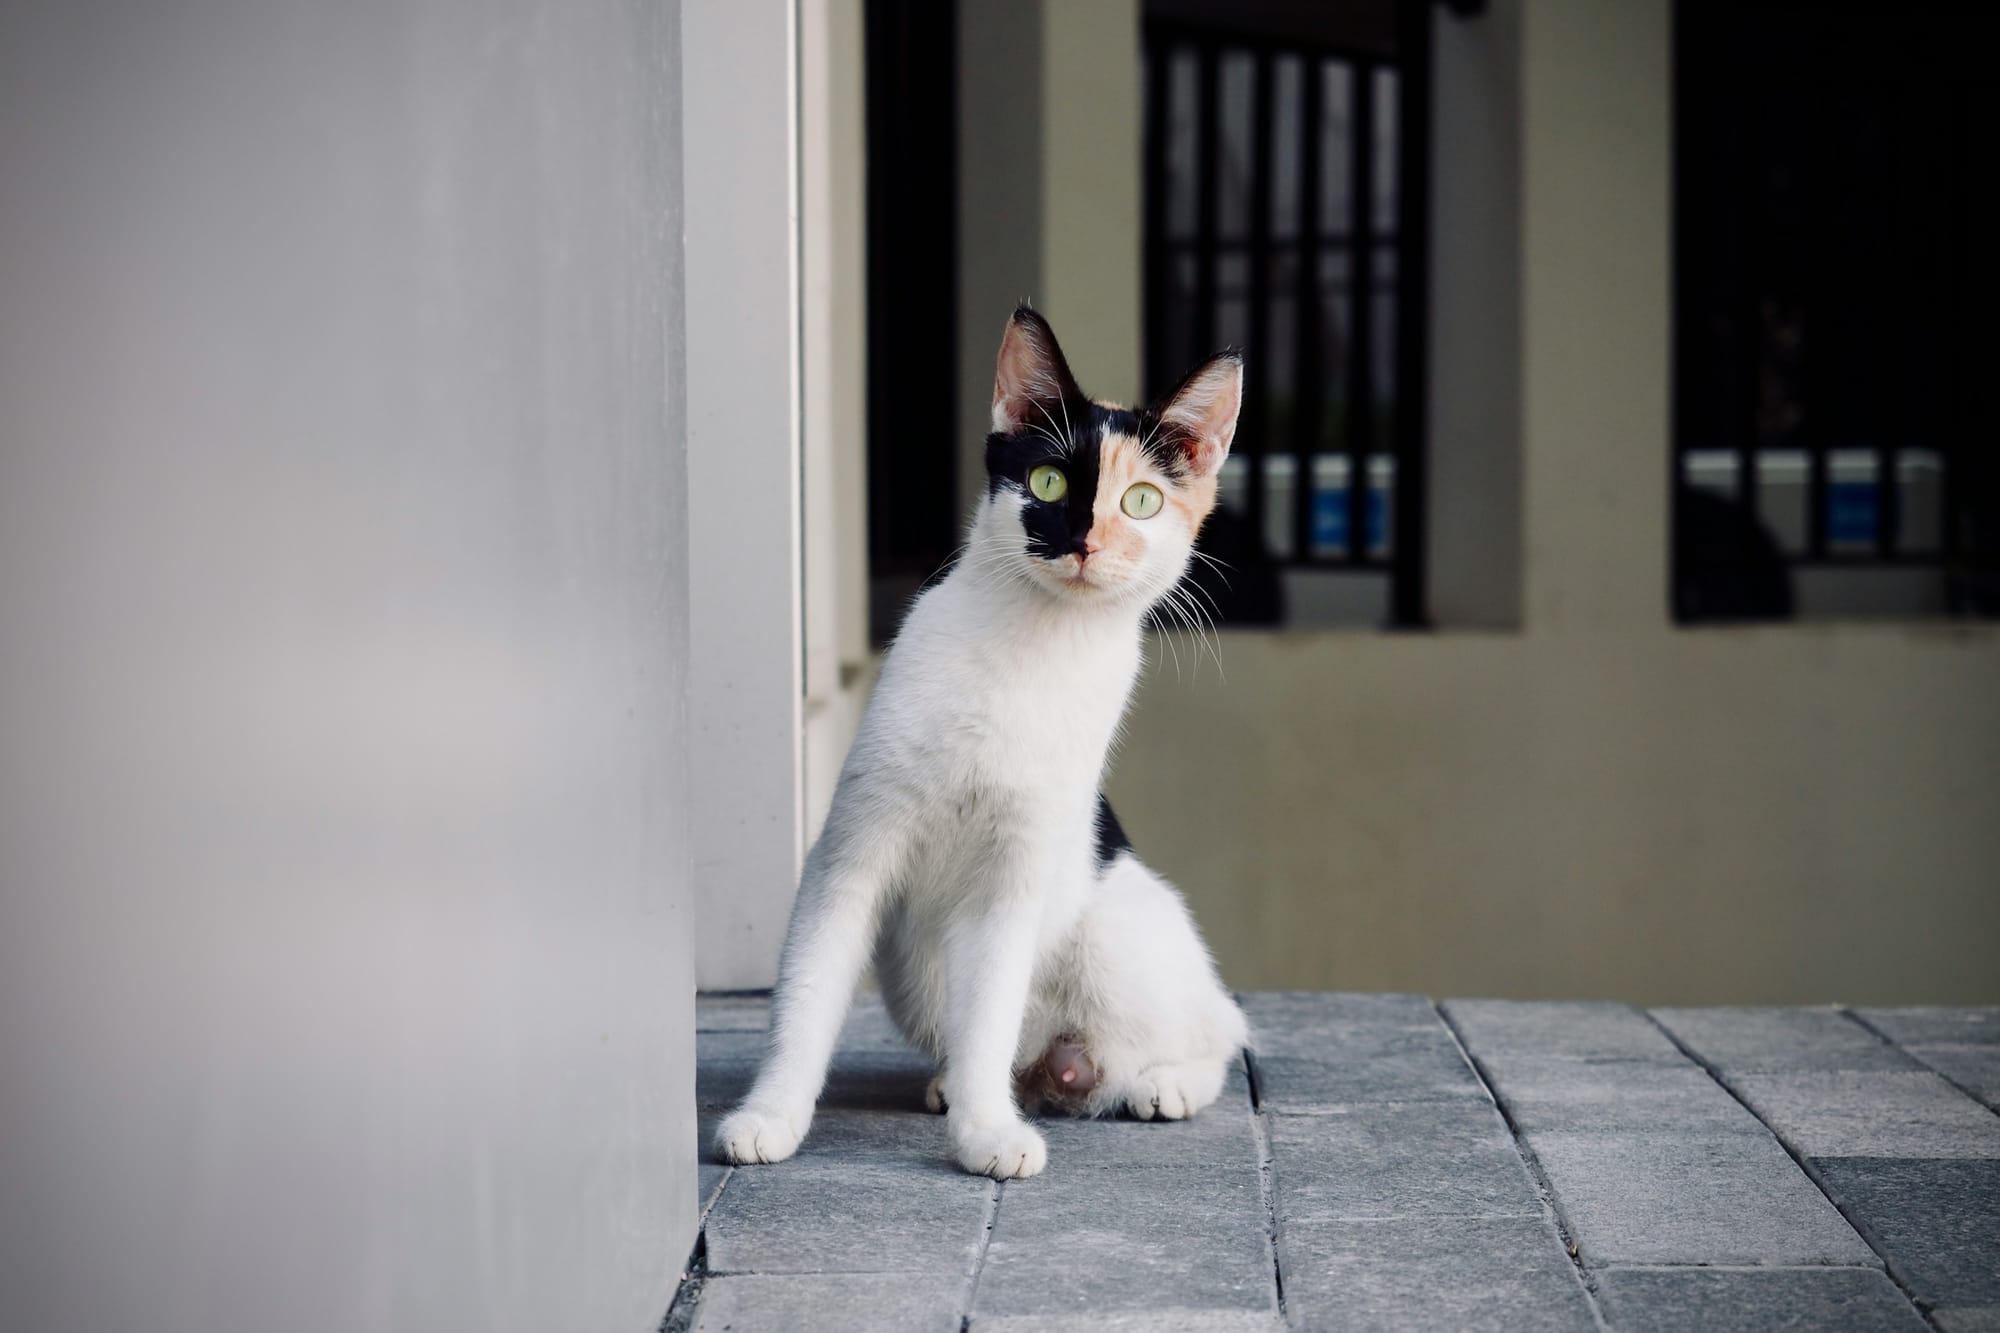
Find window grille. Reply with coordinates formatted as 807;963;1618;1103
1143;6;1431;626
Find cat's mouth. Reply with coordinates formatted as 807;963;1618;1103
1060;554;1101;590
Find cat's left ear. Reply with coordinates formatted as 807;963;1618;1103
1155;352;1243;478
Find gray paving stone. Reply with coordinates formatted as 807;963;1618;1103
698;1163;731;1224
1594;1266;1928;1333
973;1168;1275;1319
1653;1006;1919;1074
1250;1028;1488;1112
1239;991;1441;1039
1481;1057;1766;1137
1277;1215;1596;1333
1236;994;1490;1110
693;1273;965;1333
697;996;915;1051
1731;1071;2000;1160
704;1160;992;1275
699;1045;935;1112
1905;1045;2000;1110
1935;1307;2000;1333
696;992;773;1032
702;1105;955;1167
1815;1157;2000;1310
1035;1101;1260;1170
1525;1130;1877;1266
1442;999;1683;1063
697;1028;767;1066
1856;1007;2000;1047
1267;1103;1540;1221
974;1312;1284;1332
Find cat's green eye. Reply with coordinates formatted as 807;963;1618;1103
1121;482;1164;520
1028;464;1068;503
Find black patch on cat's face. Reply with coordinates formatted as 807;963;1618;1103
985;400;1179;561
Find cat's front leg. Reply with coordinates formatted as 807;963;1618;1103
940;891;1048;1179
715;823;900;1166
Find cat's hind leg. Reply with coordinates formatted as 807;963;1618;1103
1121;1059;1227;1121
1060;853;1249;1123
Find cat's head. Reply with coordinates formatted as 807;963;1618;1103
975;305;1241;608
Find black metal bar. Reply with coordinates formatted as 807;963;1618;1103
1193;42;1221;358
1347;60;1375;567
1391;0;1431;626
1872;446;1888;556
1142;36;1169;400
1798;85;1827;560
1243;47;1275;562
1876;447;1899;558
1733;47;1763;552
1290;57;1325;563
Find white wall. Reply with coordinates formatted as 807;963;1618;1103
801;0;876;854
0;3;696;1329
685;0;807;988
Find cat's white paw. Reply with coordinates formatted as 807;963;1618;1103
1123;1061;1223;1121
715;1105;806;1165
952;1117;1047;1179
924;1074;948;1113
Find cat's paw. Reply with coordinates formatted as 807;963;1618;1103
1123;1061;1223;1121
952;1117;1047;1179
714;1105;806;1165
924;1074;948;1114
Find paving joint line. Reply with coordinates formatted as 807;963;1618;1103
1433;1001;1612;1332
1639;1008;1944;1333
958;1176;1002;1333
1242;1047;1288;1319
1844;1006;2000;1120
657;1230;709;1333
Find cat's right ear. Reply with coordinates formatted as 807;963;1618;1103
991;305;1082;435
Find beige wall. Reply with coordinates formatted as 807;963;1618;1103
1106;0;2000;1003
959;0;1144;509
932;0;2000;1003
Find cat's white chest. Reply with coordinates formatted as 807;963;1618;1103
874;579;1142;801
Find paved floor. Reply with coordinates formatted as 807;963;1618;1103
673;994;2000;1332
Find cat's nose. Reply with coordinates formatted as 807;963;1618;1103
1072;536;1102;560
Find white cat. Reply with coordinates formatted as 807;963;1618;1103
716;307;1250;1179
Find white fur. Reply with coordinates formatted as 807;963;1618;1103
718;341;1249;1180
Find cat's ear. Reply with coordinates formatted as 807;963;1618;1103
1155;351;1243;478
991;305;1083;434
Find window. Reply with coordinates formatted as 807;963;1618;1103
1673;1;1999;621
1142;3;1431;627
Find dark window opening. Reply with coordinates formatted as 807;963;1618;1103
864;0;959;644
1673;0;2000;622
1142;0;1431;627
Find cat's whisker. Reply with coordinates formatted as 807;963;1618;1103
1030;400;1073;457
1165;589;1205;683
1162;582;1225;684
1188;548;1234;589
1181;583;1228;681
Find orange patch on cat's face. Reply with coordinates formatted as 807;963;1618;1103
1089;434;1219;542
1037;433;1218;595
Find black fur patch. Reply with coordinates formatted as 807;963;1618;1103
1094;793;1134;869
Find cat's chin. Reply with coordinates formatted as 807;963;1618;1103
1024;563;1137;602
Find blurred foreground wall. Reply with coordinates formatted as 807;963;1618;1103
0;2;695;1329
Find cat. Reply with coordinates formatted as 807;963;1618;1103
716;306;1250;1179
